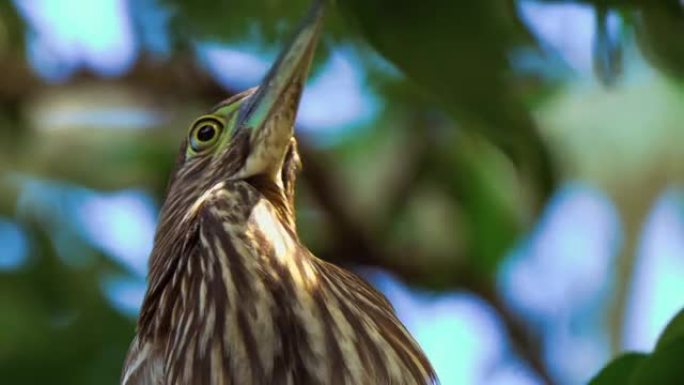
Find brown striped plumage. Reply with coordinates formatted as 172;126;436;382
121;2;436;384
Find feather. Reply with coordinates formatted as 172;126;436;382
121;337;164;385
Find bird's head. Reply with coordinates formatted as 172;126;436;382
157;4;323;237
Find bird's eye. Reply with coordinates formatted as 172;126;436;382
189;117;224;153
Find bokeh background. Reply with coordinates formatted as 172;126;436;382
1;0;683;384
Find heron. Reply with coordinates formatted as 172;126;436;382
121;2;436;384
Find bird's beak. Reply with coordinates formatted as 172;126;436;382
235;1;324;181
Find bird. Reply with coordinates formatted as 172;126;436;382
121;2;436;384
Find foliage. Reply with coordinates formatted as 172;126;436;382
590;310;684;385
588;353;647;385
0;226;133;384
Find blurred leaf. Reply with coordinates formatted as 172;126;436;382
164;0;309;41
636;4;684;78
162;0;346;64
655;308;684;351
433;133;522;275
0;225;134;385
592;328;684;385
6;128;179;195
630;337;684;385
588;352;647;385
326;100;523;277
340;0;556;207
0;0;26;54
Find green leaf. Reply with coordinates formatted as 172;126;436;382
162;0;341;63
340;0;556;207
434;134;522;276
636;5;684;79
588;352;647;385
163;0;310;42
630;337;684;385
655;308;684;351
591;310;684;385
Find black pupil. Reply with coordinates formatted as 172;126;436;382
196;124;216;142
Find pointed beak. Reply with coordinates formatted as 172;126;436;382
237;1;324;138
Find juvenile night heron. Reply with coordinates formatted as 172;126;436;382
121;2;436;384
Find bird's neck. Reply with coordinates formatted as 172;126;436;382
138;181;311;339
136;181;327;384
243;174;297;231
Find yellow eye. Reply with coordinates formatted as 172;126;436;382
189;116;223;153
